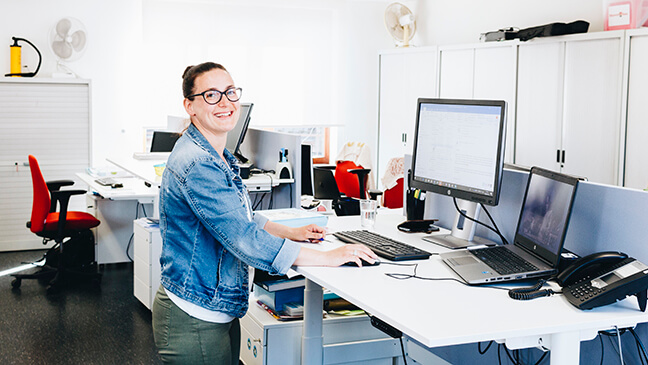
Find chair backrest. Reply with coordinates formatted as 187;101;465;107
383;177;404;208
335;160;366;199
28;155;51;233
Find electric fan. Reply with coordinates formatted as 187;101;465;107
384;3;416;47
48;17;88;77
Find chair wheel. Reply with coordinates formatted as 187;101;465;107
11;278;21;289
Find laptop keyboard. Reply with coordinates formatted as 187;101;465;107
471;246;539;275
333;230;430;261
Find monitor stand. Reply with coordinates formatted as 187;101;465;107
422;199;497;249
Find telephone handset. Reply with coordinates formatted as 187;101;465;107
555;251;648;311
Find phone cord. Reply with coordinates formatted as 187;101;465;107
508;279;556;300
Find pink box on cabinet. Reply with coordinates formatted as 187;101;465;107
605;0;648;30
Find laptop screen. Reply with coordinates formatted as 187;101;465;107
514;167;580;266
150;131;180;152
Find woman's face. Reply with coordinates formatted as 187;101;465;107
184;68;241;138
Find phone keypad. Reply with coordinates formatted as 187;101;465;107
570;282;606;303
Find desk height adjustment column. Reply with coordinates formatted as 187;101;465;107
302;279;324;365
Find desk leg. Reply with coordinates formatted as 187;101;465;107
302;278;324;365
549;331;580;365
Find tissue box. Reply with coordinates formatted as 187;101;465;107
604;0;648;30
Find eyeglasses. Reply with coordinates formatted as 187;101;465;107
188;87;243;105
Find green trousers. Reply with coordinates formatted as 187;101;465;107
152;285;241;365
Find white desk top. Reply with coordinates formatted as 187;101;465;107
106;156;293;192
76;172;158;200
296;211;648;349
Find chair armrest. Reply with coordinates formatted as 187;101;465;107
347;168;371;175
50;189;87;240
46;179;75;192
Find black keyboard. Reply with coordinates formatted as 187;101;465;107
333;230;430;261
470;246;539;275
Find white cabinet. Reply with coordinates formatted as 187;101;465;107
438;42;518;163
0;78;91;251
133;218;162;309
515;32;625;185
377;47;437;184
624;29;648;189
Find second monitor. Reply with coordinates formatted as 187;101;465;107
226;102;253;163
410;98;507;249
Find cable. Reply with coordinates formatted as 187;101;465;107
616;326;625;365
384;262;511;292
451;198;509;245
508;279;558;301
599;334;605;365
399;337;408;365
629;328;648;365
479;202;509;245
478;341;493;354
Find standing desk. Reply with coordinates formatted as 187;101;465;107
296;212;648;365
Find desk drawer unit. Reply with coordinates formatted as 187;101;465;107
240;300;401;365
133;219;162;309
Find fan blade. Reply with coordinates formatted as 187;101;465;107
52;40;73;59
56;18;72;39
70;31;87;51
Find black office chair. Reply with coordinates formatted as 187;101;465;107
313;167;360;216
11;155;102;294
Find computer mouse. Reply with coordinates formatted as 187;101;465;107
342;258;380;267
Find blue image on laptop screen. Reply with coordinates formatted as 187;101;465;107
517;173;574;254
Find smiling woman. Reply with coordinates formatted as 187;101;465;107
150;61;377;364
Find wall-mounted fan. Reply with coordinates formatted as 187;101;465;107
48;17;87;77
384;3;416;47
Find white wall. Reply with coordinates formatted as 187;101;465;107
406;0;604;46
0;0;611;169
0;0;143;166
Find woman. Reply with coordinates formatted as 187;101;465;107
152;62;377;364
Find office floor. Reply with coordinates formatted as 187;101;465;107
0;249;162;365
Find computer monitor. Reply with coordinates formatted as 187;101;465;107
301;144;315;196
150;131;181;152
226;103;253;163
410;98;507;249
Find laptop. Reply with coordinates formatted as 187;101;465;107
133;131;180;160
150;131;180;152
440;166;580;285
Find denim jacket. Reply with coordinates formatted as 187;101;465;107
159;123;301;318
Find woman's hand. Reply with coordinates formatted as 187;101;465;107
264;221;326;242
289;224;327;242
294;244;378;267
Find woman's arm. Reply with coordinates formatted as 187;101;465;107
264;221;325;242
293;244;378;267
264;221;378;266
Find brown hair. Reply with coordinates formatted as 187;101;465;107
182;62;227;99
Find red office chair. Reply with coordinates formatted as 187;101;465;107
383;177;404;208
11;155;101;294
334;160;371;200
380;157;405;208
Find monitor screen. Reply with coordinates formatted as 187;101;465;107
410;98;507;206
226;103;253;163
301;144;314;196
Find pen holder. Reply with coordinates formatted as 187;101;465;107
275;161;292;179
406;189;425;220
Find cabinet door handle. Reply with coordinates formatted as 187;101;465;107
561;150;566;164
556;149;561;163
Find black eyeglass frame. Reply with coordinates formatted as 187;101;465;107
187;87;243;105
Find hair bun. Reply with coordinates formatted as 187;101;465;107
182;66;194;79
